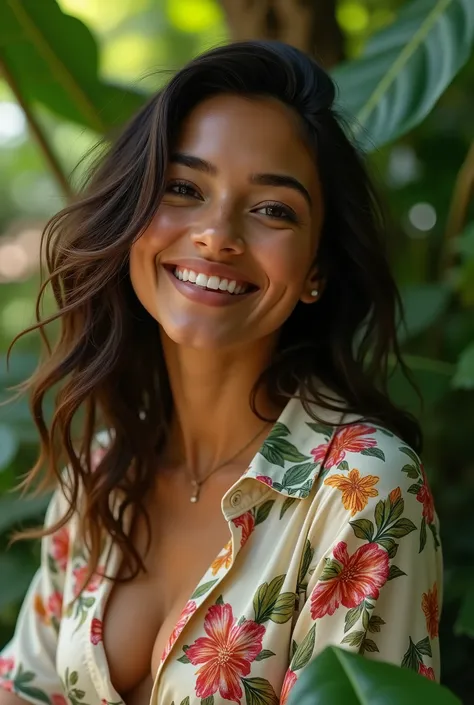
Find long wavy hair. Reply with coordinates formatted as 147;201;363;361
10;40;421;579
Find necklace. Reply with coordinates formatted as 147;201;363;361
188;422;271;503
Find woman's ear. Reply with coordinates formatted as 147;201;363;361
300;268;324;304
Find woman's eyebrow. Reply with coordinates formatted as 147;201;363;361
170;152;312;207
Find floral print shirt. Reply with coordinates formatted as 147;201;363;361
0;394;442;705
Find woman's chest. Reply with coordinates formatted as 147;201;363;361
55;484;310;705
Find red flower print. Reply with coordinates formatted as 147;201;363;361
161;600;197;663
91;618;103;645
51;694;68;705
310;542;389;619
0;658;14;677
0;680;13;692
51;527;70;571
72;565;104;596
233;512;255;547
47;591;63;620
311;424;377;469
186;603;265;703
280;670;297;705
256;475;273;487
418;663;435;681
416;466;435;525
422;584;439;639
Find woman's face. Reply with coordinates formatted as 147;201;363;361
129;94;324;350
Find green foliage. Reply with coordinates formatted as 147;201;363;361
288;646;461;705
332;0;474;149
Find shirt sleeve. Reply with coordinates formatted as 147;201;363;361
282;431;442;703
0;488;71;705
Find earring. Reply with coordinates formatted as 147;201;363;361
311;289;319;297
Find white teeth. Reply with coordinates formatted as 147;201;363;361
195;273;208;288
207;275;220;290
173;268;249;294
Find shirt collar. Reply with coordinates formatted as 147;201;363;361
244;386;347;499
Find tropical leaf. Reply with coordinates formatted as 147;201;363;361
288;646;460;705
332;0;474;150
241;677;278;705
0;0;147;133
291;624;316;672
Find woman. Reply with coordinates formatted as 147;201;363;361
0;41;441;705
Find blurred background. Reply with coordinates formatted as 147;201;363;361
0;0;473;701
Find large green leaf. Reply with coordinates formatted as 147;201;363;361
399;283;451;342
454;577;474;638
452;342;474;389
332;0;474;149
0;551;37;610
288;646;460;705
0;423;19;470
0;494;50;534
388;353;454;409
0;0;148;133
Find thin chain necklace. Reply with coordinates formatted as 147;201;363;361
187;422;271;503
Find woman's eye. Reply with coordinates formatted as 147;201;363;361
166;181;200;198
256;203;297;223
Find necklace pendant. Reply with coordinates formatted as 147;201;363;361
190;480;200;503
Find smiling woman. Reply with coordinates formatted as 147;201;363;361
0;41;441;705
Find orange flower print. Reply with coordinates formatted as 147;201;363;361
416;466;435;525
186;603;265;703
233;512;255;547
324;468;379;516
72;565;104;597
34;594;49;624
51;527;70;571
310;542;389;619
211;540;233;576
311;424;377;469
0;658;14;677
161;600;197;663
90;618;103;645
280;669;297;705
422;584;439;639
418;663;435;680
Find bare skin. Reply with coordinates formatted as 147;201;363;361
0;94;323;705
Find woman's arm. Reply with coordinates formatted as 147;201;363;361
0;490;71;705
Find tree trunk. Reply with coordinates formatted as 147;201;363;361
219;0;345;69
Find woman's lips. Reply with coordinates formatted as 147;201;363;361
164;266;256;307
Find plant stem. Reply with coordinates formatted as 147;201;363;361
0;55;73;199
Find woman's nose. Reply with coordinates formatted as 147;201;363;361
190;221;245;256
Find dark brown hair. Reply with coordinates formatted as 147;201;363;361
10;40;421;579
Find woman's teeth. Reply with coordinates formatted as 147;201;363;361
173;268;248;295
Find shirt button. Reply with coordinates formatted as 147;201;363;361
230;491;243;508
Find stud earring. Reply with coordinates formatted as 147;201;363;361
311;289;319;297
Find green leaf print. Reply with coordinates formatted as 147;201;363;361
416;636;433;657
368;615;386;633
349;518;375;541
190;579;219;600
253;575;286;623
268;422;290;439
337;460;350;471
399;446;421;468
14;685;51;705
177;647;191;664
255;500;275;526
282;463;315;488
269;592;295;624
306;422;333;437
241;677;278;705
429;523;441;549
344;603;364;633
382;518;417;539
361;447;386;461
291;624;316;671
255;649;276;661
377;537;398;558
15;669;35;685
69;671;79;686
180;698;190;705
260;436;309;468
298;540;314;590
388;565;406;580
201;698;214;705
408;482;422;494
215;595;224;606
341;630;365;647
280;497;297;519
291;639;298;659
320;556;344;581
360;638;379;654
401;636;432;670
